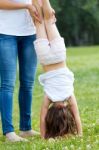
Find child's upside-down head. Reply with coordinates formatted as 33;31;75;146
45;102;77;139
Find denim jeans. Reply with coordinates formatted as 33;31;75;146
0;34;37;135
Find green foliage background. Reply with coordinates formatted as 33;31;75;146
50;0;99;46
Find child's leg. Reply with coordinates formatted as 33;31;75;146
44;20;60;41
33;0;47;39
33;3;54;65
35;17;47;39
42;0;60;41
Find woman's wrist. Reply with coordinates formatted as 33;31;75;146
25;4;31;10
0;0;32;10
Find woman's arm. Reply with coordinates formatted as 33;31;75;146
40;95;51;138
69;94;83;136
0;0;41;22
0;0;28;10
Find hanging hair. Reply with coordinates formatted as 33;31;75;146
45;104;77;139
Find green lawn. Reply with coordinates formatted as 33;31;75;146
0;46;99;150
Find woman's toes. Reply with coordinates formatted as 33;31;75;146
19;130;40;138
6;132;28;142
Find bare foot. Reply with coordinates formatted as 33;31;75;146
6;132;28;142
19;130;40;138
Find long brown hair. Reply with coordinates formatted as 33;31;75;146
45;104;77;139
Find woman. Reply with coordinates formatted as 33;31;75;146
0;0;41;142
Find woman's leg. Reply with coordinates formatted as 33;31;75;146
0;35;17;135
0;34;26;142
18;35;38;137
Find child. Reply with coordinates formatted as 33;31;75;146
33;0;82;139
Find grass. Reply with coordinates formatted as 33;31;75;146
0;46;99;150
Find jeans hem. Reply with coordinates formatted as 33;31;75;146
3;129;14;135
19;127;32;131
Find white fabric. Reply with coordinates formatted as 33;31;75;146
0;0;36;36
39;67;74;102
34;37;66;65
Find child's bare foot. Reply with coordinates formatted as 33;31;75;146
19;130;40;138
6;132;28;142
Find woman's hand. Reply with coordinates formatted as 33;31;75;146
27;4;41;23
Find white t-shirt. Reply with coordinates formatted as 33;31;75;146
39;67;74;102
0;0;36;36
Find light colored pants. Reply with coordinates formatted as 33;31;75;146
34;37;66;65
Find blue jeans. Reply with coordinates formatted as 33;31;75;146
0;34;37;135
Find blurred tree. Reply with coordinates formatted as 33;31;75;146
50;0;99;46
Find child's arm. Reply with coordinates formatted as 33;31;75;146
40;95;51;138
69;94;83;136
